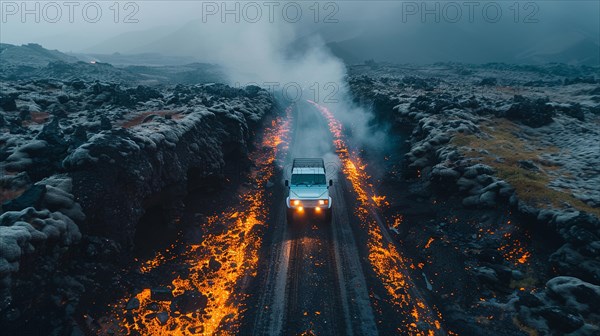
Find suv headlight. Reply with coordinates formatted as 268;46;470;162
318;199;329;205
292;200;301;206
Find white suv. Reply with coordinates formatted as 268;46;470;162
285;158;332;223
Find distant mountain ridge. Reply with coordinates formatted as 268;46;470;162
0;43;79;66
73;14;599;66
0;43;224;84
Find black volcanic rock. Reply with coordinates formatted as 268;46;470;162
69;80;86;90
410;94;459;114
347;62;600;336
550;212;600;286
478;77;497;86
403;76;434;90
540;306;584;332
56;85;273;247
99;116;112;130
110;85;163;107
556;103;585;121
513;276;600;334
0;94;17;111
150;287;173;301
170;290;208;314
505;95;555;127
564;76;597;85
0;44;269;334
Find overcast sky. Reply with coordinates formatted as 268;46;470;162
1;0;598;71
1;1;596;51
0;1;380;50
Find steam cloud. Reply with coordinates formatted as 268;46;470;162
176;6;389;171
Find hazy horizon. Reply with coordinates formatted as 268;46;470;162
1;1;598;66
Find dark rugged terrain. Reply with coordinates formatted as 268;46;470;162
0;44;274;334
0;43;225;84
348;62;600;335
1;43;599;336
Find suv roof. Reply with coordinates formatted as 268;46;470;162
292;158;325;169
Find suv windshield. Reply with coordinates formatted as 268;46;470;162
291;174;326;186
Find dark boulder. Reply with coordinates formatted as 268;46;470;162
150;287;173;302
244;85;262;97
36;118;64;145
0;93;18;111
556;103;585;121
19;109;31;121
478;77;497;86
132;85;162;101
403;76;434;91
70;126;88;148
69;80;86;90
156;311;169;325
550;247;600;287
372;93;400;116
82;236;121;261
564;76;597;85
57;94;69;104
410;94;459;114
539;306;584;333
27;118;69;179
100;116;112;130
111;85;163;107
505;95;555;127
170;290;208;314
125;297;140;310
208;257;222;272
204;83;248;98
515;291;543;308
90;82;116;95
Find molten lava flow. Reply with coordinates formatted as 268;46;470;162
101;108;292;335
308;100;443;335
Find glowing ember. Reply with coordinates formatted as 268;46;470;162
390;214;404;231
100;109;292;335
498;230;531;266
308;100;444;335
371;195;389;207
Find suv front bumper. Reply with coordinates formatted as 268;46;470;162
286;197;332;210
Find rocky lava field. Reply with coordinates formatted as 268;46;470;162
0;44;274;334
348;62;600;335
1;42;599;335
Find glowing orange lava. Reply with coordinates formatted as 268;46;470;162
498;229;531;266
371;195;389;207
308;100;443;335
100;108;292;335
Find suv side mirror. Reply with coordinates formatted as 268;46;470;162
285;180;289;187
329;179;333;187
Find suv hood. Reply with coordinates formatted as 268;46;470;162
289;186;328;199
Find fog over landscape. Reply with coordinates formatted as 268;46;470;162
2;1;599;67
